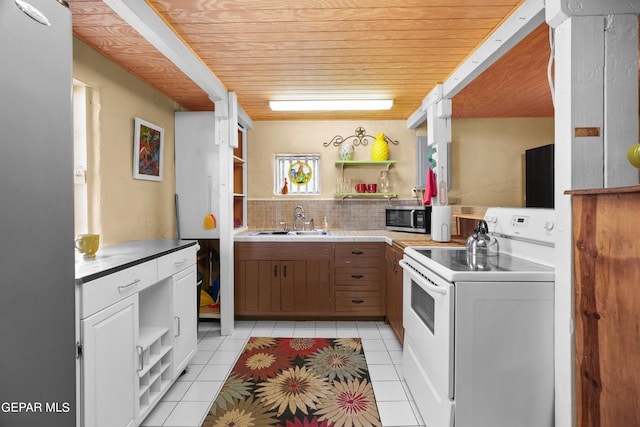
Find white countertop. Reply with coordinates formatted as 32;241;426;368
234;228;461;247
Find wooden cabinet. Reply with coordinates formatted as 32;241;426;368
569;186;640;427
385;243;404;344
235;242;333;317
234;241;389;319
334;243;385;316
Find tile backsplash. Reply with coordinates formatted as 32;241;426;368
247;199;421;230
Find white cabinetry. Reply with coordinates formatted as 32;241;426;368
78;243;197;427
175;109;244;336
175;112;219;239
172;265;198;376
81;294;139;427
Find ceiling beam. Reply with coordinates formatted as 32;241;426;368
103;0;228;104
407;0;545;128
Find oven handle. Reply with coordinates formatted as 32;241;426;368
398;259;447;295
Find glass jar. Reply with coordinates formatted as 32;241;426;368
378;170;390;193
338;140;354;160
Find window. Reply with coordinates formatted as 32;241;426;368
73;80;88;235
275;154;320;195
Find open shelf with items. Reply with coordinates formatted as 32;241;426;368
334;160;397;200
137;326;173;419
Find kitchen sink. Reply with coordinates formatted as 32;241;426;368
249;230;329;236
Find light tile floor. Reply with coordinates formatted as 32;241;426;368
140;320;425;427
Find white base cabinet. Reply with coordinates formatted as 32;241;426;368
77;243;198;427
172;265;198;377
81;294;139;427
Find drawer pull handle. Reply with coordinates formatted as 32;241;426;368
283;265;287;278
175;316;181;337
351;250;364;255
174;258;188;267
274;265;278;277
118;279;140;292
352;299;364;304
136;346;143;372
351;274;364;279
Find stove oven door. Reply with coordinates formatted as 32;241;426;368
400;257;455;427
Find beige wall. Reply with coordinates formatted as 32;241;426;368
450;117;555;207
71;35;555;243
247;118;554;207
248;120;417;199
73;38;183;246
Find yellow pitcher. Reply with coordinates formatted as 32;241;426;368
372;132;389;161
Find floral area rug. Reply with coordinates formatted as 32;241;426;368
202;337;382;427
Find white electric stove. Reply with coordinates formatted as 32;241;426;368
399;207;555;427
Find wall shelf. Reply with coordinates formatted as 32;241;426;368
335;192;398;200
335;160;397;197
335;160;396;170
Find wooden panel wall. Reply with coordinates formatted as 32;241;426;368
571;186;640;427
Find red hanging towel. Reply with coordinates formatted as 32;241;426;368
423;167;438;206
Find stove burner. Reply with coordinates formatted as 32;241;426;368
413;248;549;273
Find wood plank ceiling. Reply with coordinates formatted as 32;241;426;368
69;0;558;121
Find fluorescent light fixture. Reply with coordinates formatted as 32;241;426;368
269;99;393;112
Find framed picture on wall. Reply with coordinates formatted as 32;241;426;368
133;117;164;181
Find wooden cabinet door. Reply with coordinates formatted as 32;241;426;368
81;294;138;427
268;261;287;313
235;242;334;317
235;259;279;314
281;261;296;312
386;244;404;344
291;260;332;313
274;260;332;314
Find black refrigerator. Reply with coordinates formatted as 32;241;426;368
0;1;76;426
525;144;554;208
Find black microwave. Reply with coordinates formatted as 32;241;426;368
385;206;432;233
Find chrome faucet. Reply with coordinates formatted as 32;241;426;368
293;205;305;230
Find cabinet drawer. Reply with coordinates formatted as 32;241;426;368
335;291;381;313
80;260;157;319
335;243;382;267
336;267;380;282
157;246;197;280
335;267;380;291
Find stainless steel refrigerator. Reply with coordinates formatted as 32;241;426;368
0;1;76;426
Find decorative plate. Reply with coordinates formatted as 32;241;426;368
289;161;313;186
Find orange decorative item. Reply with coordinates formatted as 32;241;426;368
203;176;216;229
281;177;289;194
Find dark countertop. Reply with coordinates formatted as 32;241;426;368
75;239;198;285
